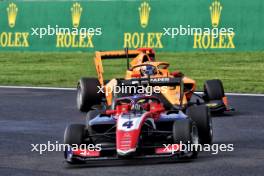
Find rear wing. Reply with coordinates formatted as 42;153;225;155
96;48;155;59
94;48;155;86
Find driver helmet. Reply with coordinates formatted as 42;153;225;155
140;65;157;77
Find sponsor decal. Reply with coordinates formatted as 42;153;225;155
71;2;82;28
0;3;30;48
7;3;18;28
56;2;97;48
193;0;235;49
124;1;164;49
150;78;170;83
139;1;150;28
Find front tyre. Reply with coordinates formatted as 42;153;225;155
173;119;199;158
204;79;225;100
64;124;85;146
64;124;86;164
187;105;212;145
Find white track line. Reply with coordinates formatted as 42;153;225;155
0;85;263;97
225;93;264;97
0;85;75;91
195;92;264;97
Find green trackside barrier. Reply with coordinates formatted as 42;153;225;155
0;0;263;51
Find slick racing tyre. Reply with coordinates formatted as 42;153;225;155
187;105;212;144
64;124;85;146
173;119;199;158
64;124;86;164
77;78;103;112
204;79;225;100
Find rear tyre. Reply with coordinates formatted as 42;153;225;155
204;79;225;100
187;105;212;144
77;78;103;112
173;119;199;158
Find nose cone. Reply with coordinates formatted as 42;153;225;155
116;130;140;156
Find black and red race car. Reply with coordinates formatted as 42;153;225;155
64;79;212;164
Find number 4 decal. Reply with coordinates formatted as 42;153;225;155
122;121;133;128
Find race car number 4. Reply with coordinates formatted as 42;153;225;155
122;121;133;128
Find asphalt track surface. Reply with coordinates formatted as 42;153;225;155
0;88;263;176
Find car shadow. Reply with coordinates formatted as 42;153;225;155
64;157;194;169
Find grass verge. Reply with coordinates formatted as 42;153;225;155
0;51;263;93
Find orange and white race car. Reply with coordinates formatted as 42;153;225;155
76;48;233;113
